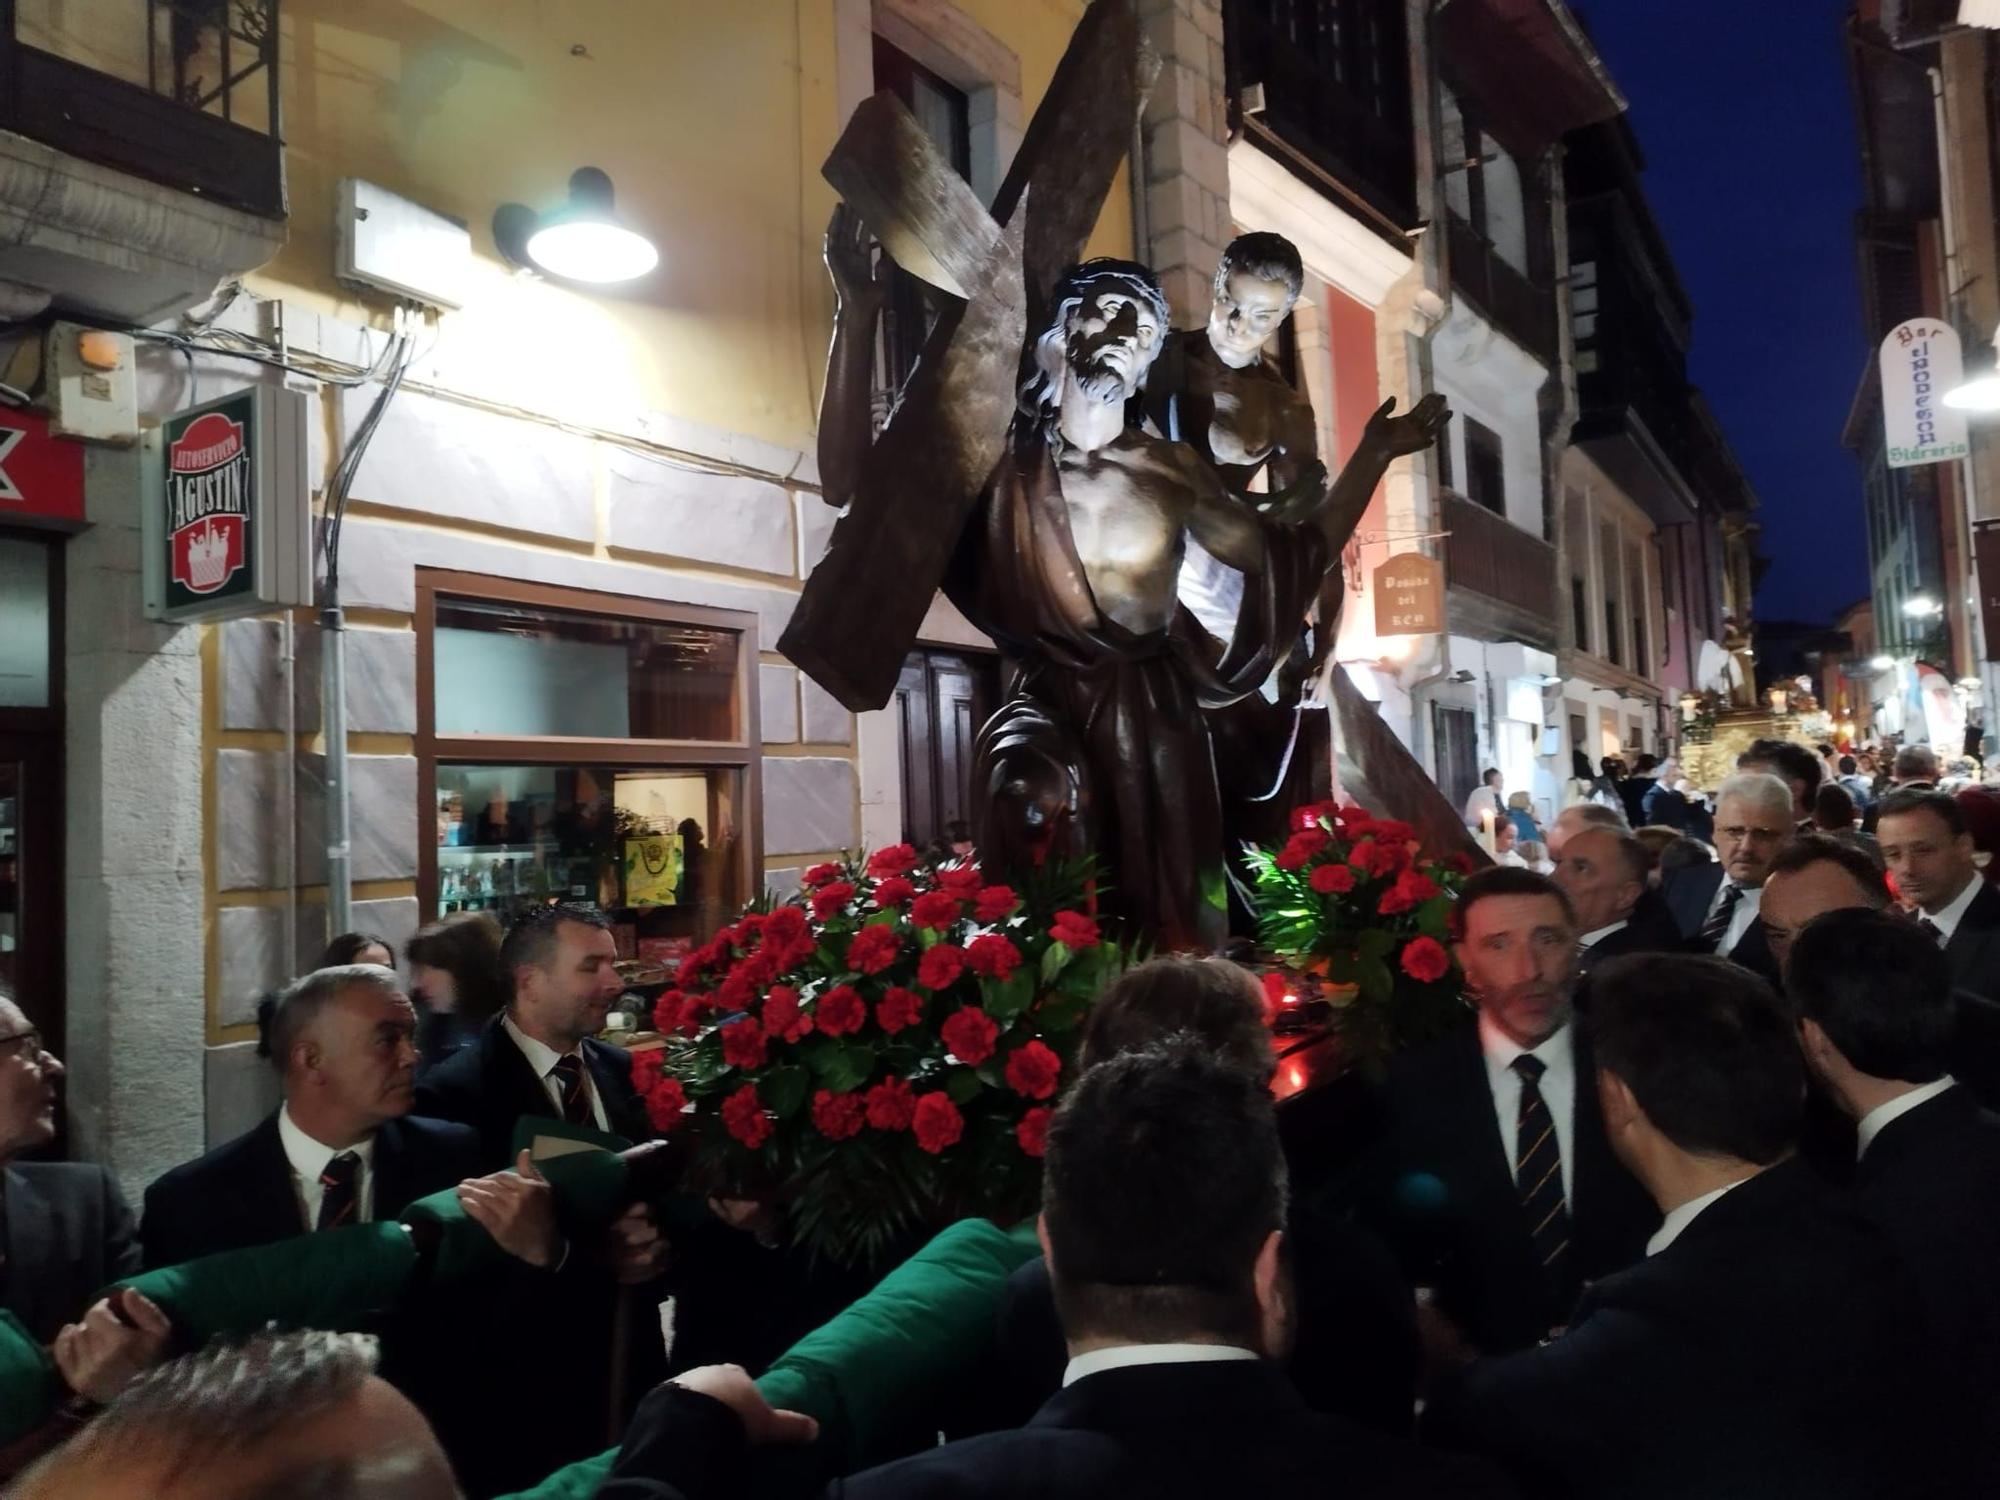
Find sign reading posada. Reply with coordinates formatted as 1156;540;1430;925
1373;551;1442;637
144;386;312;623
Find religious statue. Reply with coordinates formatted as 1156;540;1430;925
1720;614;1759;709
785;0;1479;949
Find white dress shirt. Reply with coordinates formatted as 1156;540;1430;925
1921;877;1983;945
1062;1343;1260;1388
277;1105;377;1230
1703;879;1761;954
1856;1076;1958;1159
1579;919;1629;950
503;1014;608;1130
1479;1013;1577;1205
1464;785;1505;829
1646;1176;1750;1256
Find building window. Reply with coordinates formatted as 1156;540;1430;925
1627;541;1648;675
1571;574;1590;651
417;573;760;964
1465;418;1505;516
873;36;971;403
1599;522;1623;667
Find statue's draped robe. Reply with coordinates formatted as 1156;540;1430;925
948;431;1325;949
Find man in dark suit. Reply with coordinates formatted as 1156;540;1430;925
597;1041;1512;1499
1553;826;1678;976
0;979;165;1415
1737;736;1821;828
988;956;1417;1437
1430;954;1945;1499
1366;867;1656;1356
1658;769;1790;983
1876;788;2000;1104
1861;742;1938;834
142;965;522;1266
142;964;565;1498
1792;909;2000;1488
1755;833;1891;977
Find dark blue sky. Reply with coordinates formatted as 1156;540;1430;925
1577;1;1868;624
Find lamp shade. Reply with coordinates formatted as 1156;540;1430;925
498;167;658;284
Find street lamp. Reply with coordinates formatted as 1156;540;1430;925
494;168;659;285
1903;595;1944;619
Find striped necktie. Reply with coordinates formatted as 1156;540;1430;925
1919;916;1945;945
1513;1054;1577;1308
1698;882;1741;953
550;1054;594;1126
317;1151;361;1231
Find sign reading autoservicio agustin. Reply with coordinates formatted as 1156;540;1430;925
1374;551;1443;637
143;386;312;623
1879;319;1970;470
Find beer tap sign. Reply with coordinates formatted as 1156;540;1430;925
143;386;312;623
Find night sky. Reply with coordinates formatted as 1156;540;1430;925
1576;1;1868;626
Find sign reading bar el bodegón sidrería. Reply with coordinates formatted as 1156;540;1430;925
1373;551;1442;637
144;386;312;623
1879;318;1970;470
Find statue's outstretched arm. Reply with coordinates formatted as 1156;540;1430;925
1314;393;1451;552
817;204;888;512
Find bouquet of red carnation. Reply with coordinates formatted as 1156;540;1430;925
1244;801;1474;1070
635;846;1125;1268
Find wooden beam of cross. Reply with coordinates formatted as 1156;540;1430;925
779;0;1159;711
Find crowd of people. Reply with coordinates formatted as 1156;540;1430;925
1;773;1997;1497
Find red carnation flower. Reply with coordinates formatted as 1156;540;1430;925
802;862;844;889
651;989;687;1035
941;1006;1000;1065
1275;828;1330;871
936;864;984;894
864;1077;917;1131
867;843;920;879
872;876;917;910
1400;935;1452;984
734;950;780;991
1015;1105;1053;1158
1004;1039;1062;1100
721;1083;771;1149
846;924;902;976
876;986;924;1035
912;1092;965;1154
1049;910;1100;949
1447;851;1481;876
973;885;1019;923
762;906;808;948
966;933;1024;980
810;881;858;922
910;890;963;931
1371;818;1416;845
917;944;968;991
1348;839;1388;878
721;1018;768;1071
731;913;768;947
1310;863;1355;895
1376;867;1441;917
815;983;866;1037
761;985;813;1043
644;1074;688;1133
811;1089;866;1142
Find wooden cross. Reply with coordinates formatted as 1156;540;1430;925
778;0;1160;711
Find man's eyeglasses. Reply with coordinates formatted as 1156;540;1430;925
0;1028;49;1065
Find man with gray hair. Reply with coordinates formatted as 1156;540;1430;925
1660;771;1793;983
11;1328;460;1499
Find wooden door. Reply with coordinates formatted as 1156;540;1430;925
895;650;998;850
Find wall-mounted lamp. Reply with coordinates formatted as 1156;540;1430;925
494;168;658;285
1869;654;1896;671
1902;594;1944;619
1944;323;2000;412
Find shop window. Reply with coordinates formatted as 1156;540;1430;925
418;573;760;972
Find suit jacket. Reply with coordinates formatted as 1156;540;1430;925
0;1162;141;1343
139;1111;484;1270
1575;895;1682;979
1855;1085;2000;1487
415;1015;651;1167
988;1195;1418;1438
1436;1159;1948;1499
598;1359;1515;1500
1658;862;1778;984
1944;879;2000;1002
1366;1021;1658;1354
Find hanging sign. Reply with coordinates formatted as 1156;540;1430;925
1879;319;1970;469
1373;551;1442;636
0;408;85;526
143;385;312;623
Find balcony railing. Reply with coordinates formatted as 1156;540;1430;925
1441;489;1557;622
1224;0;1419;232
1446;212;1556;365
2;0;285;218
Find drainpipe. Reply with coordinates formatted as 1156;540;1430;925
323;596;352;939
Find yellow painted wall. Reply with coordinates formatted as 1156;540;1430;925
255;0;1134;456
